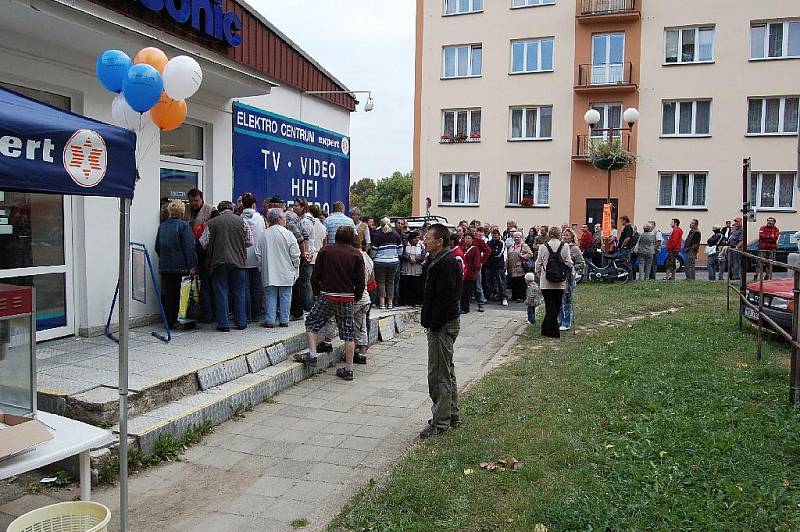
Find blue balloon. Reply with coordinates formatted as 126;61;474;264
122;64;163;113
96;50;132;93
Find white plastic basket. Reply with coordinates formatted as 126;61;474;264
6;501;111;532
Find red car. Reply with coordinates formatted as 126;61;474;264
744;278;796;333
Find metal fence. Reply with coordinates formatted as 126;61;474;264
725;248;800;404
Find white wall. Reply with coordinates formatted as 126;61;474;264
0;11;350;336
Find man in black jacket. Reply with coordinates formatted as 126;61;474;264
419;223;463;439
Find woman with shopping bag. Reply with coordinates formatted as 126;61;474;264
155;200;197;328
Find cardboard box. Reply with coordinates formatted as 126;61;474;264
0;413;53;462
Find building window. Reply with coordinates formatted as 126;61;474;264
661;100;711;136
589;103;621;137
507;173;549;206
751;20;800;60
658;172;707;208
444;0;483;15
512;0;555;7
750;172;796;209
509;106;552;140
441;173;480;205
591;33;625;84
665;26;714;63
511;38;554;73
747;97;799;135
441;109;481;142
443;44;482;78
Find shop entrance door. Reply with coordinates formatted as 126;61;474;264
159;161;203;204
586;198;618;229
0;83;74;340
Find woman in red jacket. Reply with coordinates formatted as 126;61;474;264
460;234;482;314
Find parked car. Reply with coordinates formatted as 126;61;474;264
746;231;799;271
630;231;685;273
390;215;456;235
744;278;796;333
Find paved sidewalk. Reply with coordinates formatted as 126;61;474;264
0;308;523;531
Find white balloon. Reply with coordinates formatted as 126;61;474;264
111;93;150;133
163;55;203;100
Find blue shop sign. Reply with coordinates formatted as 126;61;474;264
138;0;243;47
232;102;350;213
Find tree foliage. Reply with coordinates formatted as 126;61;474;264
350;171;412;218
349;177;376;212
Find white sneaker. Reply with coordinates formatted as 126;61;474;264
559;325;569;331
387;304;393;309
502;299;508;306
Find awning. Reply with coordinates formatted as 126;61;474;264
0;85;137;198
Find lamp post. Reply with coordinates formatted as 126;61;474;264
583;106;639;257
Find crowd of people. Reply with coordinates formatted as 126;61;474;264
153;194;800;438
155;192;798;374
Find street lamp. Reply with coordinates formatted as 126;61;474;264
300;90;375;120
584;106;639;258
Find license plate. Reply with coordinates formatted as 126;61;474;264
743;307;758;319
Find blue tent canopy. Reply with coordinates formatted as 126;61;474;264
0;86;136;198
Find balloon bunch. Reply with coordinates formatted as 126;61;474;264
95;48;203;134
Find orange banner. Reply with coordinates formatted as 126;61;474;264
602;203;613;238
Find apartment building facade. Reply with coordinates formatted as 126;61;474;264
414;0;799;234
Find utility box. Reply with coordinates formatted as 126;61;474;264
0;284;52;461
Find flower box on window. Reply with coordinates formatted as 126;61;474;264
440;132;481;144
520;197;535;207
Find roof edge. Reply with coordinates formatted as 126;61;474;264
235;0;356;105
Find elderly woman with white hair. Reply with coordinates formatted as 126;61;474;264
155;199;197;328
256;208;300;327
506;231;533;302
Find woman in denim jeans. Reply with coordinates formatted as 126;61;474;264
558;229;584;331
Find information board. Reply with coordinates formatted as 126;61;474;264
232;102;350;212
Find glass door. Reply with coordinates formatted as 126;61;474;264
160;162;203;204
592;33;625;84
0;83;74;341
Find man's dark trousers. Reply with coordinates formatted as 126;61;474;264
427;319;460;430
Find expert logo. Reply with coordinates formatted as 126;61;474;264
63;129;107;188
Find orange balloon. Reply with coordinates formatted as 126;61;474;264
134;47;168;74
150;93;187;131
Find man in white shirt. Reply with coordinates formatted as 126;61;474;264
648;220;663;280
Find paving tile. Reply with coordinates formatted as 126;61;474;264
223;434;267;454
320;447;370;467
305;462;356;484
265;459;315;479
339;435;382;452
318;422;362;435
245;475;296;497
190;447;247;469
215;493;278;517
305;431;349;448
284;479;338;502
255;496;318;523
288;444;332;461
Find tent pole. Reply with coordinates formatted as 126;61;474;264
118;197;131;532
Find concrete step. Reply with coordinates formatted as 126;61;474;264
46;310;412;429
114;343;346;453
101;310;413;453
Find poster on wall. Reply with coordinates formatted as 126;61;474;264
232;102;350;212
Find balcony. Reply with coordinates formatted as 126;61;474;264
573;133;631;162
577;0;640;24
575;63;637;93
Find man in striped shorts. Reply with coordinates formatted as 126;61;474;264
297;225;365;381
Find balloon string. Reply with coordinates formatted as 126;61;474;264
136;119;159;170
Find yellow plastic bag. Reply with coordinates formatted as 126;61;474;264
178;275;198;322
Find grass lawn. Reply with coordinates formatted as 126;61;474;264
332;282;800;531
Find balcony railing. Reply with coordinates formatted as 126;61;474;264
573;132;631;160
580;0;636;16
576;63;635;89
